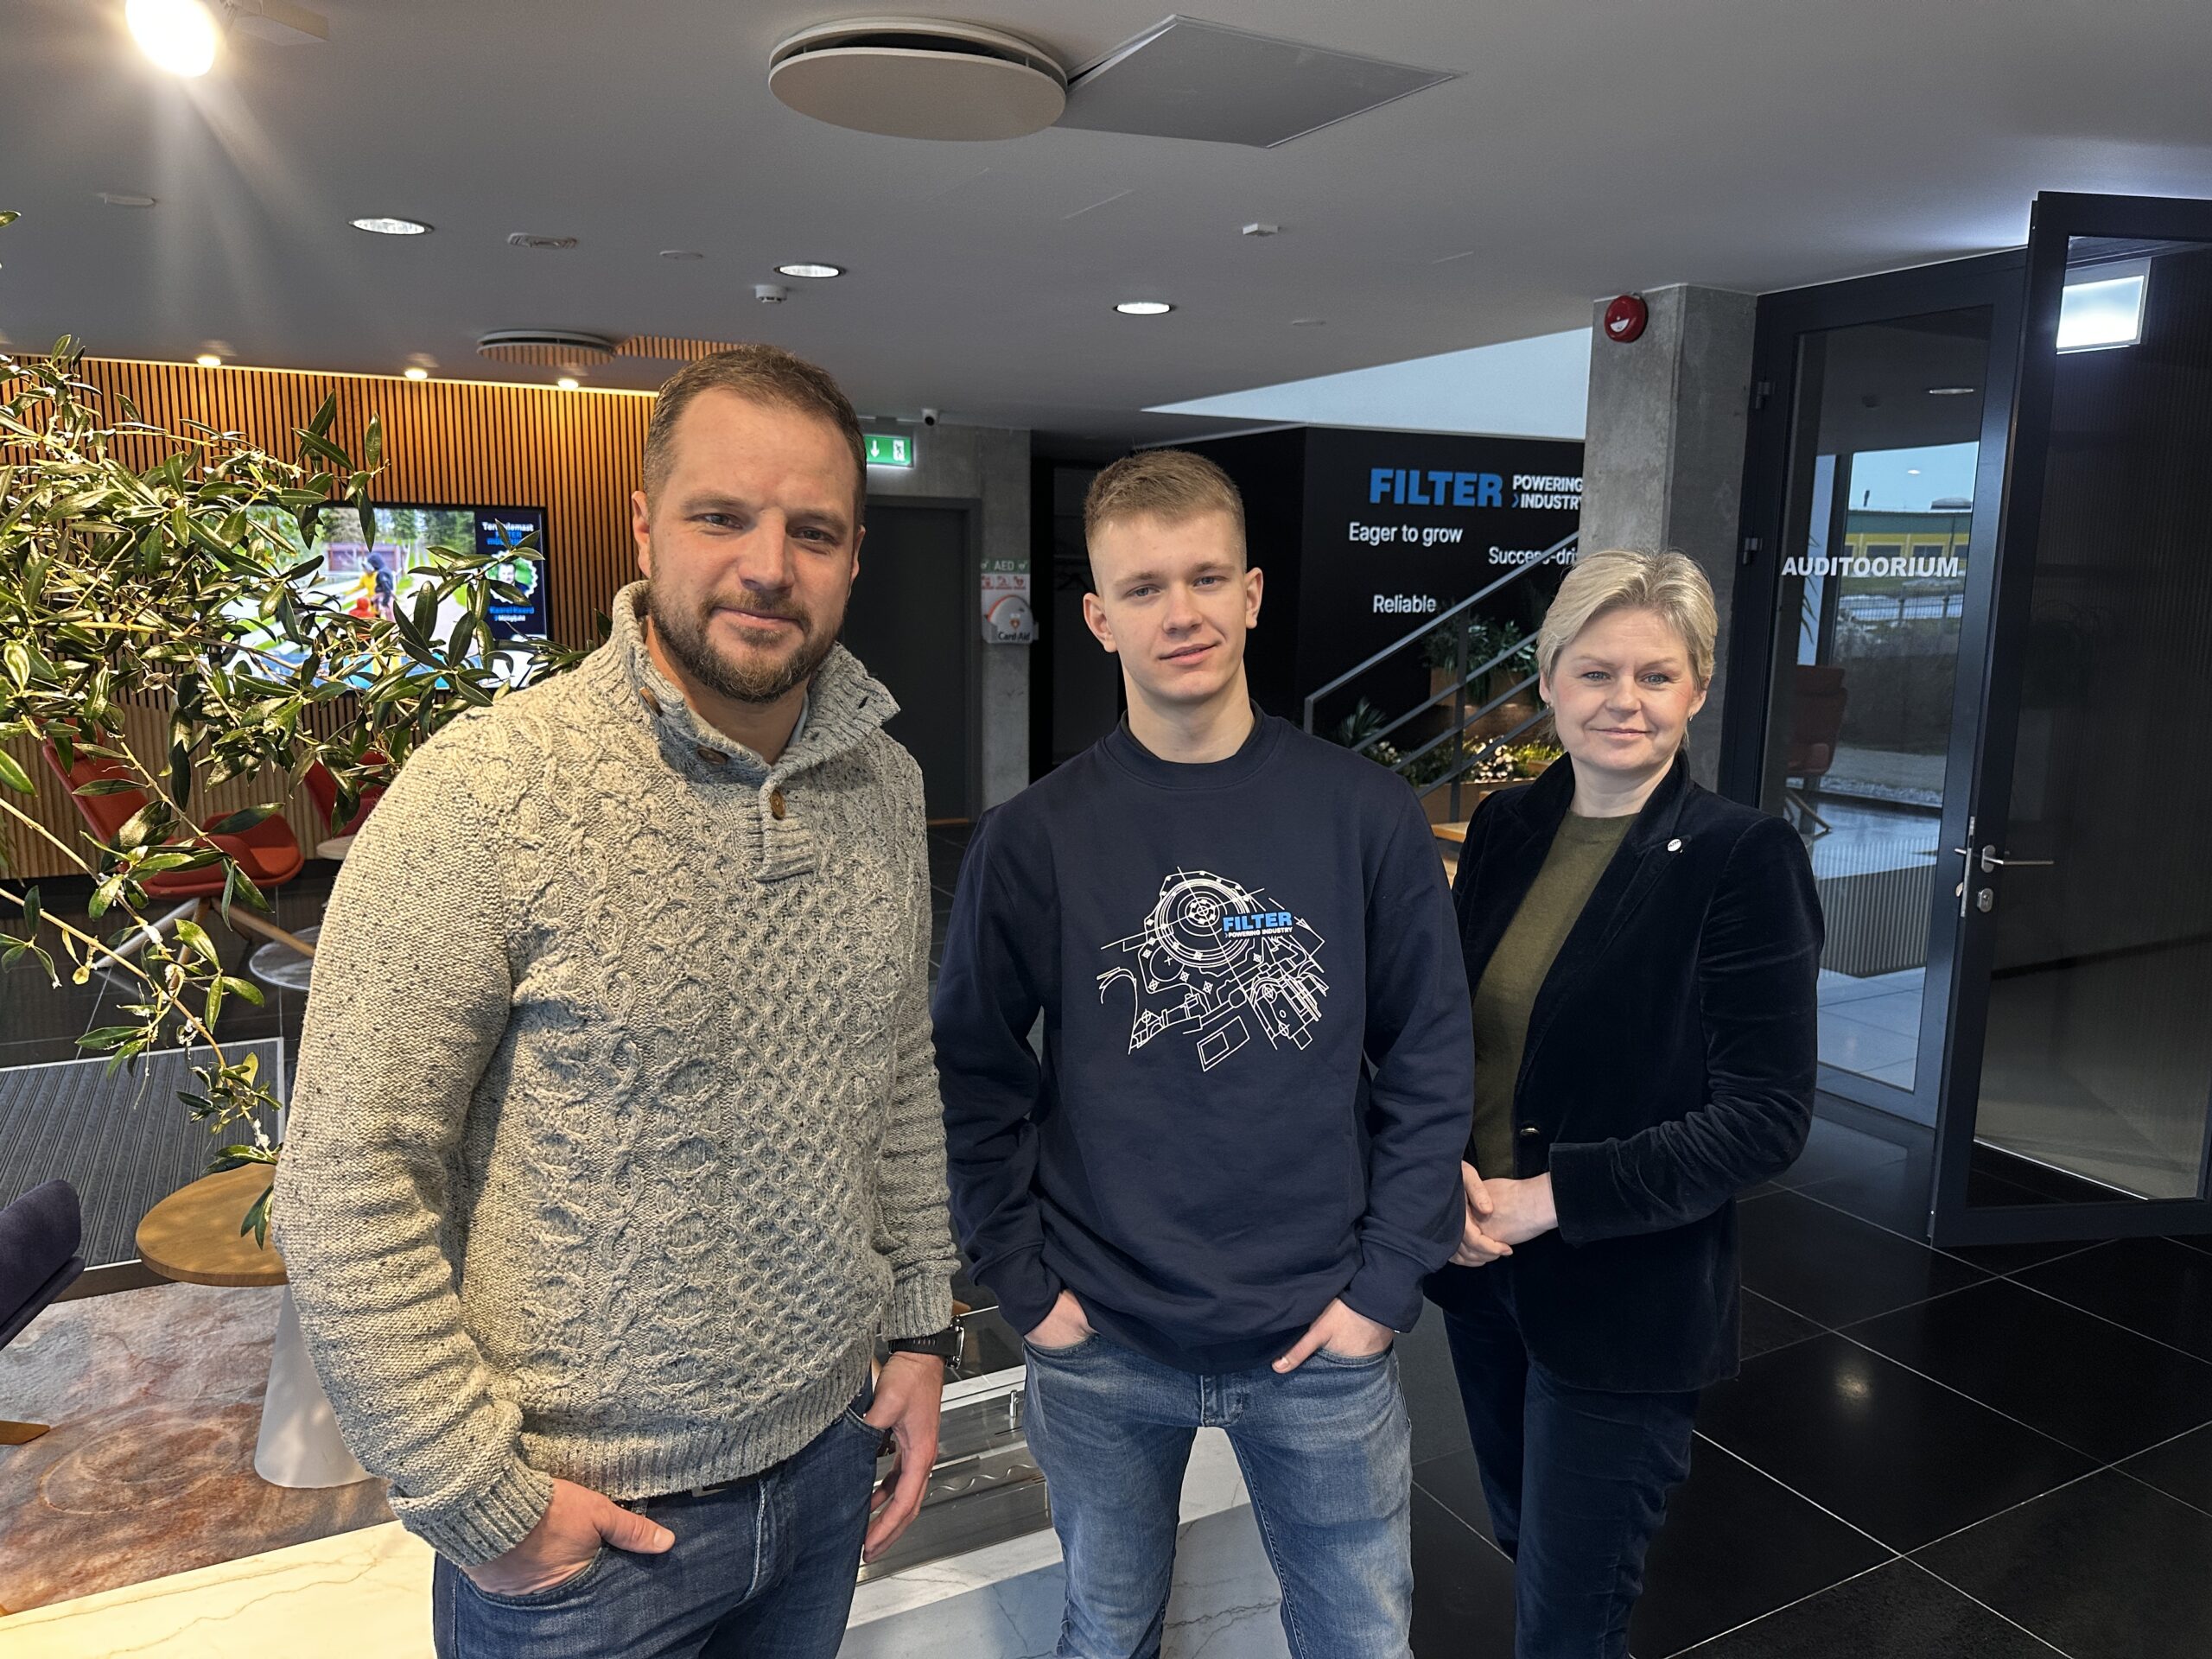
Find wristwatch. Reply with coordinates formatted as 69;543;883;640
886;1325;963;1366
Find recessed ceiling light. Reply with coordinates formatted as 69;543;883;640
777;263;842;280
404;365;430;382
1926;385;1977;397
1290;317;1325;327
659;249;704;261
353;216;431;237
1907;468;1922;475
195;353;222;368
98;192;157;210
127;0;220;78
1115;301;1173;316
556;376;580;391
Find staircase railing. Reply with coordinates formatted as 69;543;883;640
1301;531;1577;821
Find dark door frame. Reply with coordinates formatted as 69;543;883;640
1720;250;2028;1130
856;494;984;822
1928;191;2212;1246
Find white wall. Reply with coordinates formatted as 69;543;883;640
1147;328;1591;441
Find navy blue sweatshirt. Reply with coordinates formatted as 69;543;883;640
932;711;1473;1374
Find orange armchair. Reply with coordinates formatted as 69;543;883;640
41;743;315;967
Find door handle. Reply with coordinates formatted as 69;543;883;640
1977;845;2054;874
1949;847;2055;874
1951;845;2054;916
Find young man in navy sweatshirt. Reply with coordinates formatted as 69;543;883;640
933;450;1477;1657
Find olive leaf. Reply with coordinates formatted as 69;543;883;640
0;247;586;1236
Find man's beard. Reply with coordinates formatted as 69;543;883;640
645;582;839;705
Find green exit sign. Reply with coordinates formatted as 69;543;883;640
865;433;915;468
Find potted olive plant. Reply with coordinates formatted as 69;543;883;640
0;287;580;1241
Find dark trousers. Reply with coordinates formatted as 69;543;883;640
1440;1278;1699;1659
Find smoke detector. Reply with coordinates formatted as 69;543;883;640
476;329;618;370
768;17;1066;141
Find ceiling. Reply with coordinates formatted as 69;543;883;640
3;0;2209;447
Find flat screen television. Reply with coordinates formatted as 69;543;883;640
235;501;549;683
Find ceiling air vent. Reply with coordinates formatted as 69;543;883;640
1061;16;1455;148
506;232;580;251
476;330;619;370
768;17;1066;141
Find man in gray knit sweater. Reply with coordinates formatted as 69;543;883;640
276;346;962;1657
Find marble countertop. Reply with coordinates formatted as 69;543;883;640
0;1519;433;1657
0;1430;1270;1658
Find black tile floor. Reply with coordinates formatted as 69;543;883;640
1408;1114;2212;1656
11;835;2212;1656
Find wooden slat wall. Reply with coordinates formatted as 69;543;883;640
3;359;654;880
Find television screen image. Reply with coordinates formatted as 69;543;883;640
301;505;548;639
232;501;549;683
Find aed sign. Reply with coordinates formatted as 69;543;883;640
864;433;915;468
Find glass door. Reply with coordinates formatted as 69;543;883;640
1727;256;2025;1128
1932;193;2212;1244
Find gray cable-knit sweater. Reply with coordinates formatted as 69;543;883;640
274;582;958;1566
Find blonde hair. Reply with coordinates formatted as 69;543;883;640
1084;449;1246;564
1537;550;1718;687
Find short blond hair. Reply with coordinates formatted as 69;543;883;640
1538;549;1718;686
1084;449;1246;560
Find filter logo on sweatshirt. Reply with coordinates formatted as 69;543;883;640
1097;869;1328;1071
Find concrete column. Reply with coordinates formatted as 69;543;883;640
1579;284;1757;785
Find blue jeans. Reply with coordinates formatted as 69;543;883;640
1024;1328;1414;1659
1441;1282;1700;1659
431;1391;884;1659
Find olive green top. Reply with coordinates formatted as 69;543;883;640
1469;811;1636;1179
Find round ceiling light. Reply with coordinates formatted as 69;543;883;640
1926;385;1978;397
194;353;222;368
1115;301;1173;316
659;249;704;261
777;263;843;279
768;19;1066;142
352;216;431;237
404;365;430;382
556;377;580;391
127;0;220;78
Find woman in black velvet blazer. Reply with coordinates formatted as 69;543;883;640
1427;550;1821;1659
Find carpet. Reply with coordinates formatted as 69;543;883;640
0;1041;284;1267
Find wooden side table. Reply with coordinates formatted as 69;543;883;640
137;1165;372;1491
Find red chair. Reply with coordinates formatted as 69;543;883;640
302;753;388;859
1785;665;1849;837
41;743;315;967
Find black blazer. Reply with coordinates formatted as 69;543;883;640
1426;753;1821;1393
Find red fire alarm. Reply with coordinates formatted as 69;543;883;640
1604;295;1649;344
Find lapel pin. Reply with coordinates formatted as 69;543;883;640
1667;838;1683;852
